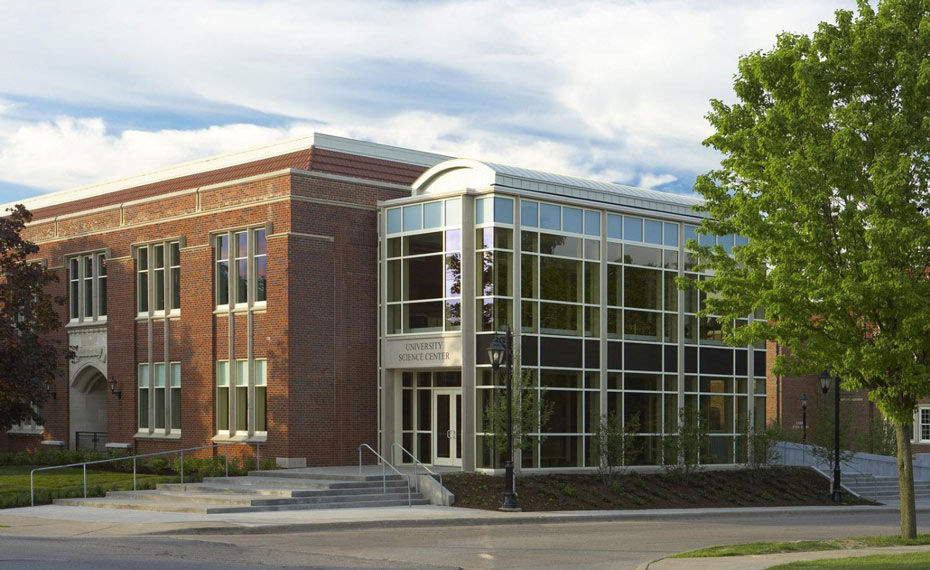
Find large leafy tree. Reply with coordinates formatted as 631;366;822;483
0;205;67;431
693;0;930;538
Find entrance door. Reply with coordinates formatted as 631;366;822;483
433;389;462;467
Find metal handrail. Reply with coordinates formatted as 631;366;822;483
358;443;412;507
30;441;262;507
390;443;445;504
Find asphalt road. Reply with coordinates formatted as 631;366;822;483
0;510;925;569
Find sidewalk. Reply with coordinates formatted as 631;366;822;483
2;502;930;538
641;544;930;569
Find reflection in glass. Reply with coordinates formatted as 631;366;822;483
540;257;581;302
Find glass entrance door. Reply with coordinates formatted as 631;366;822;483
433;389;462;466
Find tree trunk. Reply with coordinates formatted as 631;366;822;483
896;423;917;539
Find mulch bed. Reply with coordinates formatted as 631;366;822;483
442;467;875;511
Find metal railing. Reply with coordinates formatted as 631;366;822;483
358;443;412;507
390;443;446;504
75;431;107;451
30;441;262;507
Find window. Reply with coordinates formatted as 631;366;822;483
138;361;181;435
8;405;43;435
917;408;930;442
68;252;107;322
216;358;268;436
215;228;266;308
136;241;180;315
385;199;461;334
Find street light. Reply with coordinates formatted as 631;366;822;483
800;393;808;444
819;371;843;503
488;326;518;511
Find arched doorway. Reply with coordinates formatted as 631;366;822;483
69;365;108;450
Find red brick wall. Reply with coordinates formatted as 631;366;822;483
3;163;413;467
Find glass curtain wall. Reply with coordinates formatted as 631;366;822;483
385;198;462;334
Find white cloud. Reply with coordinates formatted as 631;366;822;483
638;173;678;189
0;1;861;193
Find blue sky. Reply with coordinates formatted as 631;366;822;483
0;1;859;205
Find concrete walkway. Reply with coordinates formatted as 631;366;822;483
4;502;930;538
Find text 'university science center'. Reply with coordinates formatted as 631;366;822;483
2;134;766;472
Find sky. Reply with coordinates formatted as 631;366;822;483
0;0;860;204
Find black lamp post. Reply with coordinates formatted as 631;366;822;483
819;371;842;503
800;393;808;444
488;326;518;511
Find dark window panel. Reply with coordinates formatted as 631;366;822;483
664;346;678;372
585;340;600;369
475;333;494;365
521;336;538;366
685;346;698;373
607;341;622;370
700;347;734;375
540;337;583;368
754;350;766;375
624;342;662;372
735;348;748;376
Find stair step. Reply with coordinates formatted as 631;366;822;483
54;495;430;514
247;469;405;483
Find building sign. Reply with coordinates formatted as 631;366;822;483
383;336;462;369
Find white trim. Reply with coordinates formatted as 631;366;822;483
6;132;447;214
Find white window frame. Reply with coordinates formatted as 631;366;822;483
136;361;181;438
915;407;930;443
135;240;181;317
216;358;267;438
214;227;267;311
67;250;107;324
8;405;43;435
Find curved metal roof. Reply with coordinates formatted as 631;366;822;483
412;158;704;218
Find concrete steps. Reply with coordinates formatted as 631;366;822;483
54;469;428;513
841;474;930;503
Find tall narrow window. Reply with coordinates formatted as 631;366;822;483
138;363;150;430
169;242;181;311
154;363;166;429
137;241;180;315
69;258;79;319
236;359;248;431
235;231;248;305
97;254;107;316
217;361;229;431
254;229;267;304
68;251;107;322
216;235;229;306
255;359;267;432
214;228;268;309
153;244;165;312
170;362;181;431
138;248;149;313
83;256;93;317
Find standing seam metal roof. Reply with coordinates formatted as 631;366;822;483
412;159;705;218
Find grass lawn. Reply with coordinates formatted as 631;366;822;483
770;552;930;569
673;535;930;558
0;465;177;508
670;534;930;558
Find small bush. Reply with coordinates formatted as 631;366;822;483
147;458;169;474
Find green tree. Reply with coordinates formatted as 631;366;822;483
0;205;68;431
692;0;930;537
485;367;554;463
592;411;641;488
662;406;709;479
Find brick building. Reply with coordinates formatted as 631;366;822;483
2;133;770;470
1;134;447;467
